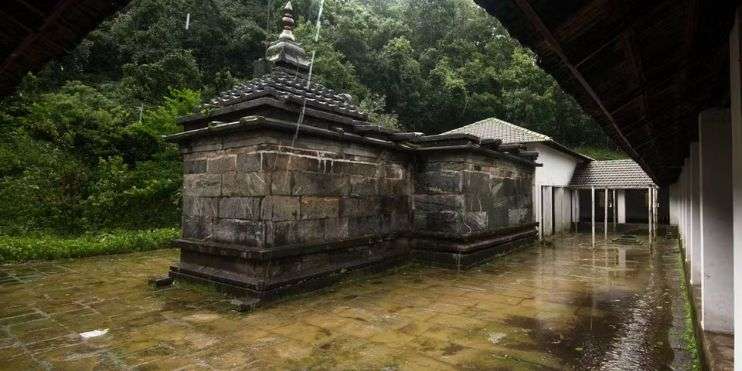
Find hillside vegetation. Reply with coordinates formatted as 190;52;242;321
0;0;616;236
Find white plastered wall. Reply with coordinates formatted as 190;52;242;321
541;186;553;237
690;142;702;285
729;5;742;359
616;190;626;223
669;183;679;226
698;109;733;333
527;143;582;238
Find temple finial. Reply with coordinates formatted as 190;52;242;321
263;0;310;74
279;1;296;42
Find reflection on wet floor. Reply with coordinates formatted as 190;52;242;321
0;233;693;370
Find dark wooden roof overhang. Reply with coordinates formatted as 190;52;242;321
0;0;129;97
475;0;738;185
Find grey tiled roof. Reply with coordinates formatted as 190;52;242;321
204;67;366;120
444;117;592;161
569;159;656;188
444;117;550;144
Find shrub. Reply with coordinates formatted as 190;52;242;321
0;85;199;235
0;228;179;263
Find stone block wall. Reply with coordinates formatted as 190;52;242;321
169;119;537;301
413;152;533;237
180;130;413;249
174;128;415;295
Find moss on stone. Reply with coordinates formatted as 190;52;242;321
678;254;702;370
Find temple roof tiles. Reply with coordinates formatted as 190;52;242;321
203;67;366;120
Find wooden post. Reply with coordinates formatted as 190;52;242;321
604;188;609;239
591;187;596;246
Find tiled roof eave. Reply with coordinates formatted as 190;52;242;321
568;159;656;188
522;140;593;162
568;184;657;189
177;96;367;127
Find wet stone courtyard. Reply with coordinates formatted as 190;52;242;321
1;234;694;370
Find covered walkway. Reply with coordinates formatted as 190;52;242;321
1;235;695;369
473;3;740;367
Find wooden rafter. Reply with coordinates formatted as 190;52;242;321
553;0;613;41
0;0;130;96
16;0;46;18
566;0;672;68
510;0;654;180
0;9;33;33
476;0;736;184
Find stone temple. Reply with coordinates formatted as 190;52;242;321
166;2;539;304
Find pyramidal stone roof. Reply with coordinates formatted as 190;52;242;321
444;117;550;144
204;67;365;120
201;1;365;121
570;159;655;188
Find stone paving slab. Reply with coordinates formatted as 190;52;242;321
0;234;694;370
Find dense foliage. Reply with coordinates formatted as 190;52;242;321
0;228;179;262
0;0;620;235
574;146;629;161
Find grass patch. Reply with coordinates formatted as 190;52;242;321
0;228;179;263
574;146;628;160
678;254;702;370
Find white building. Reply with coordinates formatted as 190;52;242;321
569;159;659;238
447;118;657;239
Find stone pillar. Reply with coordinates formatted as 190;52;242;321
613;189;617;230
669;183;678;226
730;5;742;352
679;165;685;243
678;166;687;244
683;158;691;262
689;142;702;284
575;190;581;224
648;187;653;242
542;186;553;237
604;189;609;239
554;187;565;233
535;183;542;239
617;190;626;223
653;188;658;235
569;189;574;225
591;187;596;246
698;109;733;333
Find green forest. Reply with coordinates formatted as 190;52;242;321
0;0;622;239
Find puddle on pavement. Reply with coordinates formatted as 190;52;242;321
0;233;692;370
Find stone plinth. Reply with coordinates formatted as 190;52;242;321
410;146;536;268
